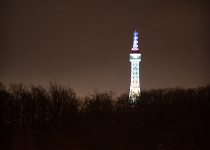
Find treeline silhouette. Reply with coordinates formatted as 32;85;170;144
0;82;210;149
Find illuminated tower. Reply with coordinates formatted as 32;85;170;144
129;30;141;102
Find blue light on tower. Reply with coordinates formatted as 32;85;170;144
132;30;139;51
129;30;141;102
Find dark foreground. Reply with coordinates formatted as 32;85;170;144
0;83;210;149
1;122;210;150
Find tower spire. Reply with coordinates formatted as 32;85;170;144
131;30;139;53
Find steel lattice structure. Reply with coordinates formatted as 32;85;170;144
129;30;141;102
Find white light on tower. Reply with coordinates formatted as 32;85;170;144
129;30;141;102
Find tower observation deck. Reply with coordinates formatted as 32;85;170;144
129;30;141;102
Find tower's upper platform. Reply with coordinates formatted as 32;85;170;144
131;30;140;53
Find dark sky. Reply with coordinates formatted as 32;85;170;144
1;0;210;97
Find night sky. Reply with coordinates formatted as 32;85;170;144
1;0;210;97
